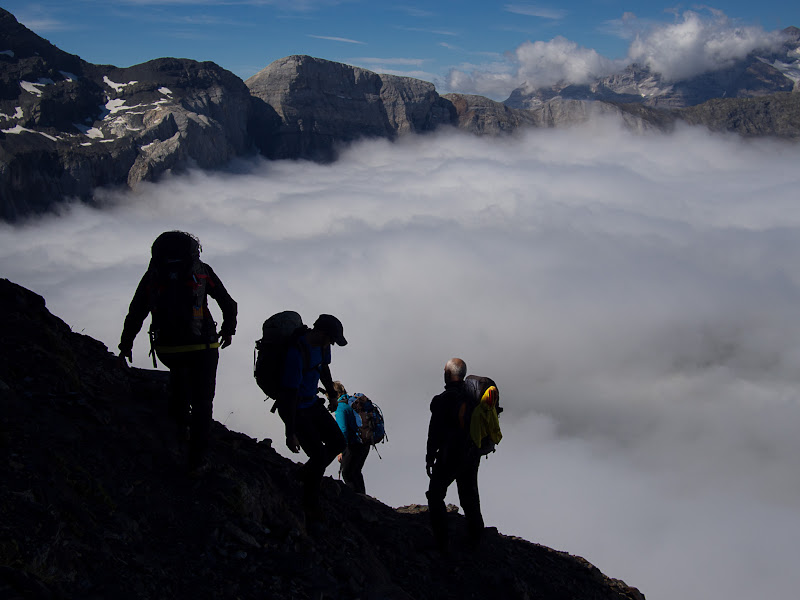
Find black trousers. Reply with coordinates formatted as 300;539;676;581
426;451;484;549
341;443;370;494
157;348;219;468
295;401;346;510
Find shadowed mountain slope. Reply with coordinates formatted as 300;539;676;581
0;278;646;600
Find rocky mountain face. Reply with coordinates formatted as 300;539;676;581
444;93;677;134
246;55;455;161
506;26;800;110
1;5;799;223
0;8;255;221
0;276;647;600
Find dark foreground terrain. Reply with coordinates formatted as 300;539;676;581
0;278;644;600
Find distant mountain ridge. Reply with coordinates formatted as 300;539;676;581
1;6;799;221
505;26;800;109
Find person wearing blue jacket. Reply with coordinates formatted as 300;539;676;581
276;314;347;524
332;381;370;494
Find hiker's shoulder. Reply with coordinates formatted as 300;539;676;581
431;385;463;405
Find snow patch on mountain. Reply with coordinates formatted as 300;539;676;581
103;76;137;91
20;80;54;96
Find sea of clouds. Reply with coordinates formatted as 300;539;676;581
3;120;800;600
448;8;789;98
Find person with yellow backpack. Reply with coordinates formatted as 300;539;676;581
425;359;502;554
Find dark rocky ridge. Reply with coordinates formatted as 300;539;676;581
1;5;799;222
0;277;646;600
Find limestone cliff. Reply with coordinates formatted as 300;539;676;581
246;55;454;160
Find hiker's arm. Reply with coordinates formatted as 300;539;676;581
275;387;300;452
206;265;238;343
278;345;305;452
426;397;444;472
119;273;150;360
334;404;348;438
318;363;336;407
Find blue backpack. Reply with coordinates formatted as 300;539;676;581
348;393;386;446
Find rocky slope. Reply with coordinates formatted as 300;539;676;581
0;277;646;600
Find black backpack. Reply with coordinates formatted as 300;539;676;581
464;375;502;456
147;231;215;350
253;311;309;403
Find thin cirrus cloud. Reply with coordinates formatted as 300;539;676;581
350;57;428;66
308;34;366;44
397;26;459;36
504;3;569;20
3;119;800;600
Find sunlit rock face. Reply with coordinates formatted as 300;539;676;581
245;54;454;161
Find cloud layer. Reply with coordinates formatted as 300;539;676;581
3;120;800;600
447;9;787;98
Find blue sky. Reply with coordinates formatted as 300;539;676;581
4;1;799;98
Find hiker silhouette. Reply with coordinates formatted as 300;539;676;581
425;358;485;553
332;380;371;494
272;314;348;524
119;231;237;472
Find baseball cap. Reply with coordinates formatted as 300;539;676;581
313;314;347;346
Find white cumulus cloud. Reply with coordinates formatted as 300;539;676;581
446;8;788;99
626;9;786;81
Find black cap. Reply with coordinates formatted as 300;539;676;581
313;314;347;346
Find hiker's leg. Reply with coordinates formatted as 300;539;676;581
341;444;367;493
295;406;326;510
426;461;456;552
340;446;357;489
187;349;218;468
158;352;191;437
315;404;346;469
456;455;484;543
349;443;370;494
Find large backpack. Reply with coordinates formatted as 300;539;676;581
253;311;309;402
464;375;502;456
147;231;215;352
348;393;386;446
